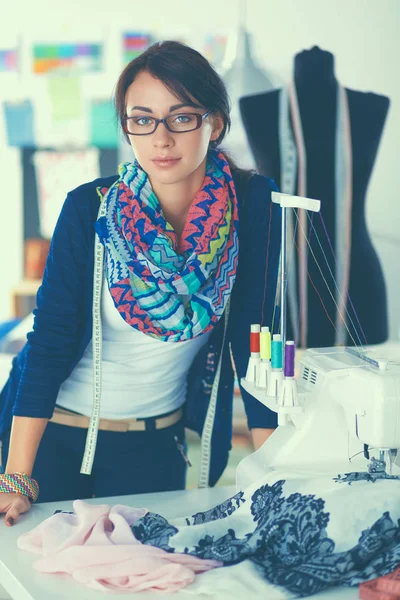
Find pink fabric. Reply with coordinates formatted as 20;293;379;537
17;500;221;593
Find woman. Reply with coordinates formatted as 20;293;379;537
0;41;281;525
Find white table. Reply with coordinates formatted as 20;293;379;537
0;485;360;600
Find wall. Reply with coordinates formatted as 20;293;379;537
1;0;399;338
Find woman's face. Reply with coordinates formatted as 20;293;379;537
124;71;223;186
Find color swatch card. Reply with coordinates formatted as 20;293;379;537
123;33;151;63
33;43;102;74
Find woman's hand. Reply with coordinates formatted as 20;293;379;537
0;493;31;526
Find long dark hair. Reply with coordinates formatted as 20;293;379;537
114;40;255;191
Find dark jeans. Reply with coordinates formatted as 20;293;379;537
1;418;187;503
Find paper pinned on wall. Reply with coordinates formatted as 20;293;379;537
90;99;119;147
47;77;83;121
33;81;88;148
202;34;228;70
0;49;18;72
4;100;35;147
33;149;100;239
123;33;151;64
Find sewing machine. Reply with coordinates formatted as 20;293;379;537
236;191;400;489
237;345;400;488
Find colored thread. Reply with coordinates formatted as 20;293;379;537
250;324;260;353
319;212;368;345
271;334;283;369
261;201;273;326
306;210;364;348
293;211;359;348
273;214;299;340
271;275;280;335
0;473;39;502
293;236;338;335
260;327;271;360
284;341;295;377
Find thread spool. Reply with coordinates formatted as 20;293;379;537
260;327;271;361
271;334;283;369
250;324;260;354
284;341;295;377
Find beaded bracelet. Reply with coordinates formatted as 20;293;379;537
0;472;39;503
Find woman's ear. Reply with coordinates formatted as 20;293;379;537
210;113;224;143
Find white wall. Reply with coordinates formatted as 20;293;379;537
1;0;399;338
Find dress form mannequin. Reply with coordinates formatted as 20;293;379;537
240;46;390;347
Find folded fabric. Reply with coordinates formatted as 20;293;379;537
359;566;400;600
17;500;221;593
181;560;293;600
17;469;400;597
131;470;400;598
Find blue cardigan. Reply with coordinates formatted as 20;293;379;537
0;172;281;485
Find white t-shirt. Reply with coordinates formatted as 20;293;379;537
56;282;211;419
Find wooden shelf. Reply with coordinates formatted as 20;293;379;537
11;279;41;318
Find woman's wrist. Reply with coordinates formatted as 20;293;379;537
6;416;48;478
0;472;39;503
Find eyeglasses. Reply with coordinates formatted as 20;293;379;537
123;110;213;136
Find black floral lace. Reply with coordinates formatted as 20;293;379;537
131;478;400;596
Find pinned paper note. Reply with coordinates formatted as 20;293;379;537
34;149;100;238
0;49;18;72
90;100;119;147
47;77;83;121
203;34;228;70
4;100;35;146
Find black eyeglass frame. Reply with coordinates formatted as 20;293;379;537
123;109;214;136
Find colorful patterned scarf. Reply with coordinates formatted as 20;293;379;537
95;149;239;342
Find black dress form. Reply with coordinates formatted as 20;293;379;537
239;46;390;347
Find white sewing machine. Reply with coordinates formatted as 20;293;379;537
236;191;400;489
237;345;400;488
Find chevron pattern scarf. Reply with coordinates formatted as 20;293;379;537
95;149;239;342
